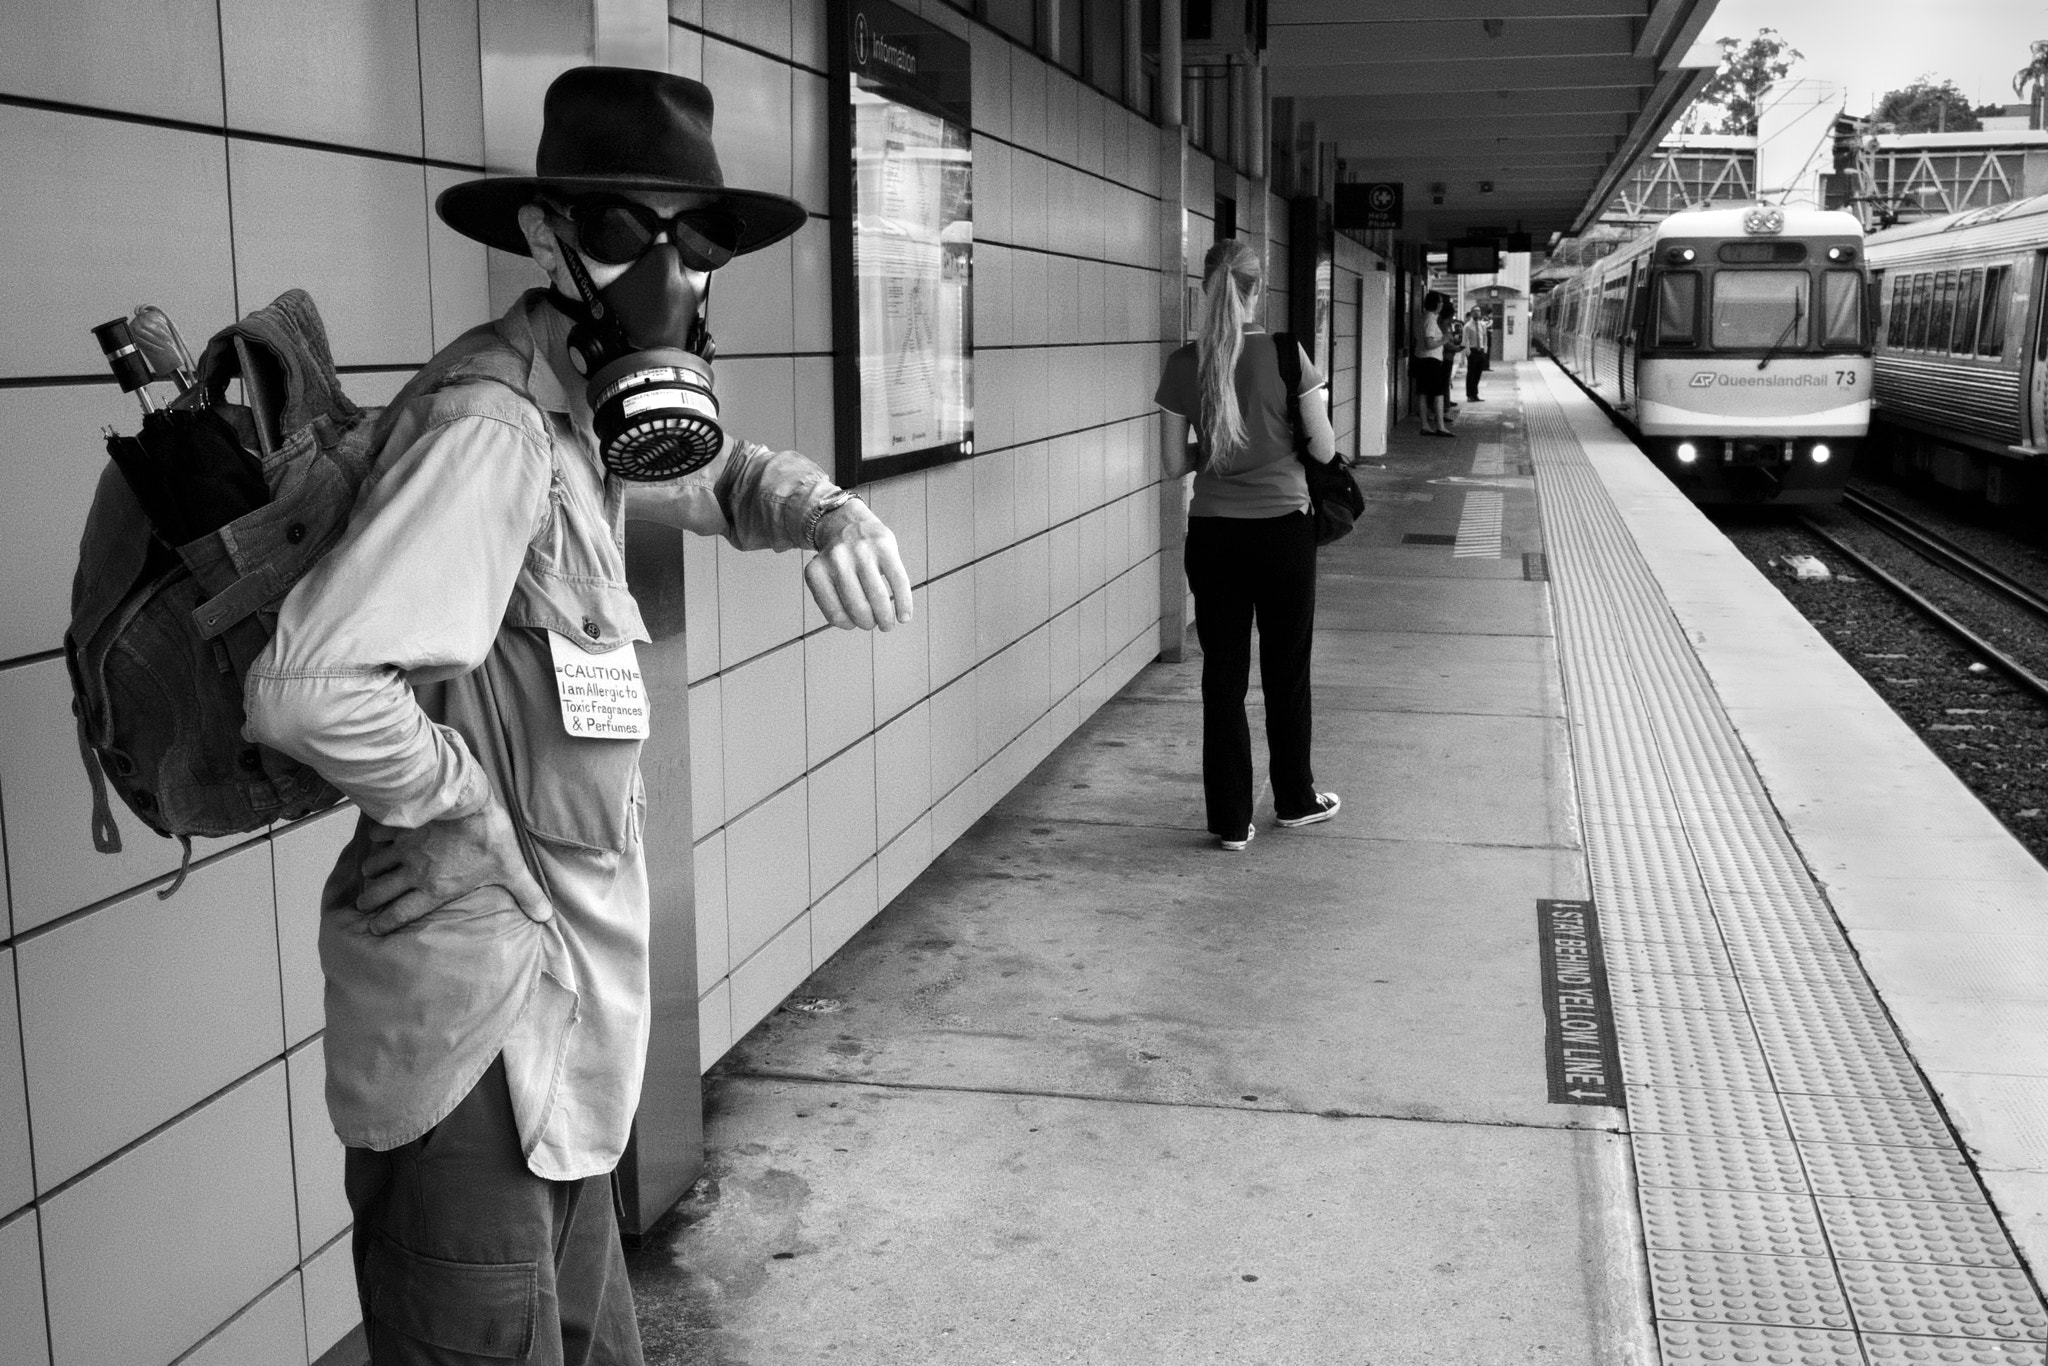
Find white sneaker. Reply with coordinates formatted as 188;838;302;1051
1218;825;1256;852
1277;793;1341;828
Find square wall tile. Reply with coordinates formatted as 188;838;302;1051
21;847;283;1189
1009;152;1048;254
925;461;976;576
425;166;493;350
808;740;877;899
974;139;1011;247
925;569;977;689
0;951;29;1214
1010;249;1047;346
973;243;1011;350
874;606;930;724
287;1043;349;1259
683;530;722;682
973;450;1018;560
669;17;705;77
874;703;932;843
184;1273;306;1366
1050;603;1081;700
730;914;812;1043
928;675;977;800
725;781;809;964
701;38;793;198
793;357;837;485
713;237;795;356
1009;47;1047;150
792;220;834;352
220;0;422;156
272;807;356;1049
719;642;807;817
698;980;734;1073
300;1231;360;1363
812;859;879;967
0;0;223;125
792;70;830;214
694;833;729;988
716;532;805;666
1015;442;1051;541
0;1208;47;1366
877;814;933;909
690;677;725;839
719;355;799;453
230;142;433;367
701;0;790;54
792;0;828;70
420;0;484;164
970;28;1011;140
804;626;876;766
0;108;235;379
41;1064;297;1366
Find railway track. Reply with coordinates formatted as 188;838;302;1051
1801;493;2048;706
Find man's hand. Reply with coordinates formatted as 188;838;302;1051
356;797;553;936
805;499;915;631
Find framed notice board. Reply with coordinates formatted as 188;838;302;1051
827;0;975;486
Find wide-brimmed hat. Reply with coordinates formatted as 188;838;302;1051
436;67;808;259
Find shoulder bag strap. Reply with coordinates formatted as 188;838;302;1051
1272;332;1310;466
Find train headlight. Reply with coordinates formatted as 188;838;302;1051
1811;443;1832;465
1675;442;1699;465
1827;246;1856;262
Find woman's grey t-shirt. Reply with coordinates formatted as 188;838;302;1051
1154;331;1327;519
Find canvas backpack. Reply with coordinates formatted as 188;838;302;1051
65;289;525;894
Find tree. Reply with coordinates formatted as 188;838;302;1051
2013;39;2048;127
1681;29;1803;136
1873;77;1981;133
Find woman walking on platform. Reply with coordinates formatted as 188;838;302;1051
1154;239;1343;851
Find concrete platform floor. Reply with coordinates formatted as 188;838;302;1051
629;372;1657;1364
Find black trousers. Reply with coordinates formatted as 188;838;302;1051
1466;357;1486;400
1184;511;1320;836
345;1057;644;1365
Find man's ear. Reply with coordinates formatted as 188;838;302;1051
517;203;564;284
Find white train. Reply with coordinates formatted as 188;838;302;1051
1865;193;2048;506
1537;204;1872;505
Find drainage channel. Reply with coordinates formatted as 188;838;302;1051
1521;372;2048;1365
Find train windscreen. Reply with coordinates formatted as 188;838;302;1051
1711;271;1809;348
1822;271;1862;347
1657;272;1700;345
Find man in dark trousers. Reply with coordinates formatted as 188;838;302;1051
244;67;912;1363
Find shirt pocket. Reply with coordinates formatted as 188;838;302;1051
493;461;650;856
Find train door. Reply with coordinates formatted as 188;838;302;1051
2031;251;2048;450
1618;264;1642;412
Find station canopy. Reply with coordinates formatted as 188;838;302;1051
1269;0;1725;245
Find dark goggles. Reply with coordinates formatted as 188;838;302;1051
551;196;741;271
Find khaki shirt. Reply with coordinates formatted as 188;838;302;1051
246;290;833;1179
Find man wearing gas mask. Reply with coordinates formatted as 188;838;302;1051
242;68;911;1362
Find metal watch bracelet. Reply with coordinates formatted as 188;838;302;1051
804;489;863;550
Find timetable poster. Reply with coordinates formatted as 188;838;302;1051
853;91;973;462
829;0;974;484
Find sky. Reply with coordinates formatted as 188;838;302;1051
1699;0;2048;115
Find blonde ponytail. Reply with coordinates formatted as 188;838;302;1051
1196;239;1262;468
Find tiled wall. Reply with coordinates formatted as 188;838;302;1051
1;0;1175;1359
675;0;1169;1064
0;5;490;1362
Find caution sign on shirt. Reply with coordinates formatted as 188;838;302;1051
547;632;651;739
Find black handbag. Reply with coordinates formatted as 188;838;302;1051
1273;333;1365;546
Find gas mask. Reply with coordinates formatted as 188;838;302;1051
554;233;723;481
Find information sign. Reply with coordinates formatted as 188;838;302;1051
828;0;974;484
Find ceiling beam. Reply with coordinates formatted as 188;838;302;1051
1268;16;1639;66
1272;53;1656;97
1295;89;1647;124
1273;0;1647;21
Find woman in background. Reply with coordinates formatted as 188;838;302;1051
1411;290;1451;437
1153;239;1343;851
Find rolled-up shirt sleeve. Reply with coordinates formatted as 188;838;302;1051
244;406;552;828
623;434;832;551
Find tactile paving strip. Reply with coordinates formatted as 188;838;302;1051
1521;369;2048;1363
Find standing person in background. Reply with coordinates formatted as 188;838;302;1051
1411;290;1451;437
1153;239;1343;852
1463;308;1491;402
1438;297;1463;423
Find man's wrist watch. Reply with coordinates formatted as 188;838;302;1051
804;488;863;550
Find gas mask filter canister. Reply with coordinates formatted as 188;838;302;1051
556;234;724;481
